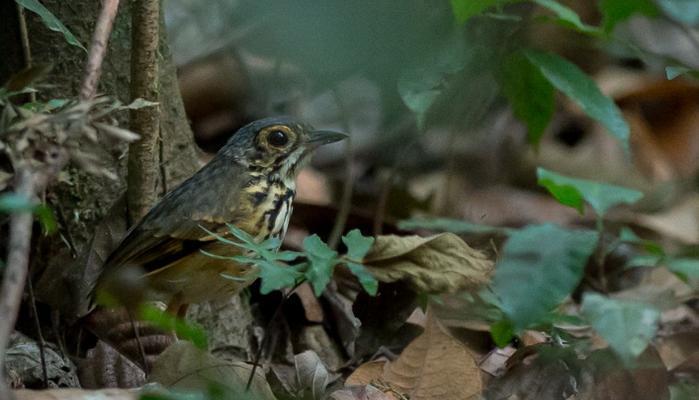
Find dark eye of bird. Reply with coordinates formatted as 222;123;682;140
267;130;289;147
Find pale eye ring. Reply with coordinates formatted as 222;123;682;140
267;130;289;147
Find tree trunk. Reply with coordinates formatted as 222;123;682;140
0;0;199;319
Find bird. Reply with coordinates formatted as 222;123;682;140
92;116;347;316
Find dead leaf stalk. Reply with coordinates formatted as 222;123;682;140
80;0;121;101
328;90;355;249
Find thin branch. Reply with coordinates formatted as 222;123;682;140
27;277;48;388
0;168;36;399
128;0;161;223
80;0;121;101
16;3;35;103
327;90;355;249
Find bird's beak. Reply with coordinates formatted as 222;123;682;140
307;130;348;147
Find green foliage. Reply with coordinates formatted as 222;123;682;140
499;52;555;146
533;0;600;34
599;0;659;33
139;304;208;349
449;0;506;23
492;224;598;330
398;217;513;235
206;227;379;297
537;167;643;216
581;293;660;364
524;50;631;153
666;65;699;80
0;193;57;234
15;0;87;52
657;0;699;26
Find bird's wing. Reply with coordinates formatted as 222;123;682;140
102;160;251;275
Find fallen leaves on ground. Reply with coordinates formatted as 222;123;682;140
345;313;483;400
363;233;494;293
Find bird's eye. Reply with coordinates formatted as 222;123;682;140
267;130;289;147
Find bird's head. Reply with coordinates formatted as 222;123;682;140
219;116;346;183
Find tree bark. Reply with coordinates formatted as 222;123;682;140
0;0;199;319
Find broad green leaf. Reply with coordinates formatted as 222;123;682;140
34;204;57;235
399;217;513;235
533;0;601;34
492;224;598;330
342;229;374;261
657;0;699;26
346;262;378;296
581;293;659;364
525;50;630;153
450;0;508;23
139;304;208;349
665;258;699;280
397;32;469;129
500;52;555;146
490;319;514;347
599;0;658;33
666;65;699;80
16;0;87;52
537;167;643;216
303;235;339;296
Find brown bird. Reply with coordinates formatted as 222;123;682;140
93;116;346;316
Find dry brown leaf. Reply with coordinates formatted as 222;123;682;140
656;332;699;371
148;341;277;400
346;360;388;386
330;385;397;400
381;314;483;400
364;234;493;293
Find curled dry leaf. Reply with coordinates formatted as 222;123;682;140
148;341;277;400
295;350;330;400
363;233;493;293
330;385;397;400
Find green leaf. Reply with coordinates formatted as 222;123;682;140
252;259;302;295
399;217;514;235
525;50;630;153
500;52;555;146
537;167;643;216
665;257;699;280
139;304;208;349
0;193;34;212
599;0;659;33
581;293;659;364
449;0;508;23
346;262;378;296
397;32;469;129
15;0;87;52
34;204;57;235
490;319;514;347
303;235;339;296
533;0;601;34
666;65;699;80
342;229;375;261
657;0;699;26
492;224;598;330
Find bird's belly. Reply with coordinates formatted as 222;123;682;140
145;242;254;304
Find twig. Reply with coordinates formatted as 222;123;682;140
27;277;48;388
16;3;35;103
127;0;161;223
0;168;36;399
80;0;121;101
328;90;355;249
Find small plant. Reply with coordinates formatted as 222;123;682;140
202;225;379;296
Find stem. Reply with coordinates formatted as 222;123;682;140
328;90;355;249
80;0;121;101
128;0;161;223
595;217;607;292
27;277;48;388
16;4;35;103
0;168;35;399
